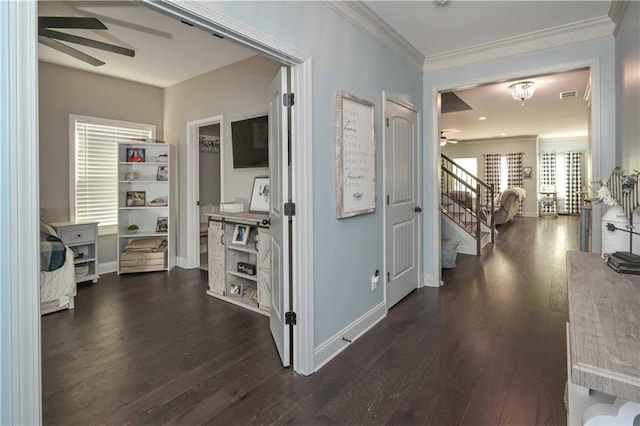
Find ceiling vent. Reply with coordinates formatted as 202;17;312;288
559;90;579;100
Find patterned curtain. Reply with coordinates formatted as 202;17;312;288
507;152;524;214
564;151;582;214
539;152;556;213
483;154;501;205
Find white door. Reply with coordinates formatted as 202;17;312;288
385;99;420;309
268;66;291;367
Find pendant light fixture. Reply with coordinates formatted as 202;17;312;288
509;81;535;106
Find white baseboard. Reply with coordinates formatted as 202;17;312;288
314;302;386;372
422;273;441;288
98;261;117;275
520;212;538;218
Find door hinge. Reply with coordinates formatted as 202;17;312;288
387;272;390;283
285;311;297;325
386;195;389;206
386;117;389;128
284;202;296;216
283;93;295;107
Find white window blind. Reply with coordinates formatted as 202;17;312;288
72;116;153;235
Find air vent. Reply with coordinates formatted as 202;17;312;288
559;90;579;99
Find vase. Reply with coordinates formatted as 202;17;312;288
601;206;640;254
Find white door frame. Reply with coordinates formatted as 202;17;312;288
428;59;603;286
185;114;224;269
7;1;315;422
382;92;423;312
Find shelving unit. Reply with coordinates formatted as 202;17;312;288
117;141;174;274
206;212;270;315
51;221;99;284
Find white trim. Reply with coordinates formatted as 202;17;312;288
142;0;309;65
290;59;315;376
186;114;223;270
520;212;539;218
175;256;190;269
423;16;614;72
7;0;41;424
609;1;629;36
98;261;117;275
422;273;441;288
314;302;386;372
141;0;315;376
324;1;424;70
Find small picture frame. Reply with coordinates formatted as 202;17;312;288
250;290;258;304
126;191;145;207
523;166;533;179
249;176;270;213
231;224;249;245
126;147;145;163
229;283;244;297
156;165;168;181
156;217;168;233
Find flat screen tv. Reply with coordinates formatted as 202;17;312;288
231;115;269;168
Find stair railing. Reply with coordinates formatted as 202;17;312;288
441;154;495;254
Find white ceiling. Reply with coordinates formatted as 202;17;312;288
364;1;612;59
441;68;591;141
38;1;257;88
38;1;611;140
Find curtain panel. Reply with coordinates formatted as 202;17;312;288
564;151;582;214
483;153;501;205
539;152;556;213
507;152;524;215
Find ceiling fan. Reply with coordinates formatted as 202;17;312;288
38;16;135;67
440;131;458;147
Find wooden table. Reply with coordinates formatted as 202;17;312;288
566;251;640;424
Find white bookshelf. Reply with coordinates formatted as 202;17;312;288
117;141;174;274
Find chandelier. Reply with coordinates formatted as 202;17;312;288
509;81;535;106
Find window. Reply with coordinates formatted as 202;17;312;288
71;115;155;235
452;157;478;195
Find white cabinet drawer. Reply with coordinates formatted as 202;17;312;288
60;226;95;245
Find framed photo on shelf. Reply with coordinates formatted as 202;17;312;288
231;224;249;245
126;147;145;163
156;165;168;181
126;191;145;207
249;176;270;213
523;166;533;179
229;283;244;297
156;217;168;233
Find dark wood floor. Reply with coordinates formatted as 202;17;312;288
42;215;579;425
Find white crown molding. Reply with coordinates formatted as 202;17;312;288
609;0;629;36
324;1;424;70
424;16;615;72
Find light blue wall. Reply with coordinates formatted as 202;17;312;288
193;2;423;346
424;37;616;276
0;1;11;423
615;1;640;170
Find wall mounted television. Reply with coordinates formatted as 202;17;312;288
231;115;269;168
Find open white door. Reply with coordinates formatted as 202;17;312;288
269;66;291;367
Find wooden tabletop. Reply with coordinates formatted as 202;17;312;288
567;251;640;403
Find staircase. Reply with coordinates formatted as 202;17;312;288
441;154;495;256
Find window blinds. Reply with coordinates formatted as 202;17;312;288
74;119;152;235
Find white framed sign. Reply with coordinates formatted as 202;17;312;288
335;92;376;218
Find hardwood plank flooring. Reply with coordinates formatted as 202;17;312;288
42;215;578;425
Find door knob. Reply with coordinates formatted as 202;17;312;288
414;206;422;213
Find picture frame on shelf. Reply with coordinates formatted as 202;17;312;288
156;217;168;233
126;147;145;163
229;283;244;297
250;290;258;304
523;166;533;179
249;176;270;213
126;191;145;207
156;165;168;181
231;224;249;245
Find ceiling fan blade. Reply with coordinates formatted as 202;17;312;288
39;29;135;57
39;36;105;66
39;16;107;30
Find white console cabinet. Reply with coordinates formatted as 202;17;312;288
206;212;270;315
